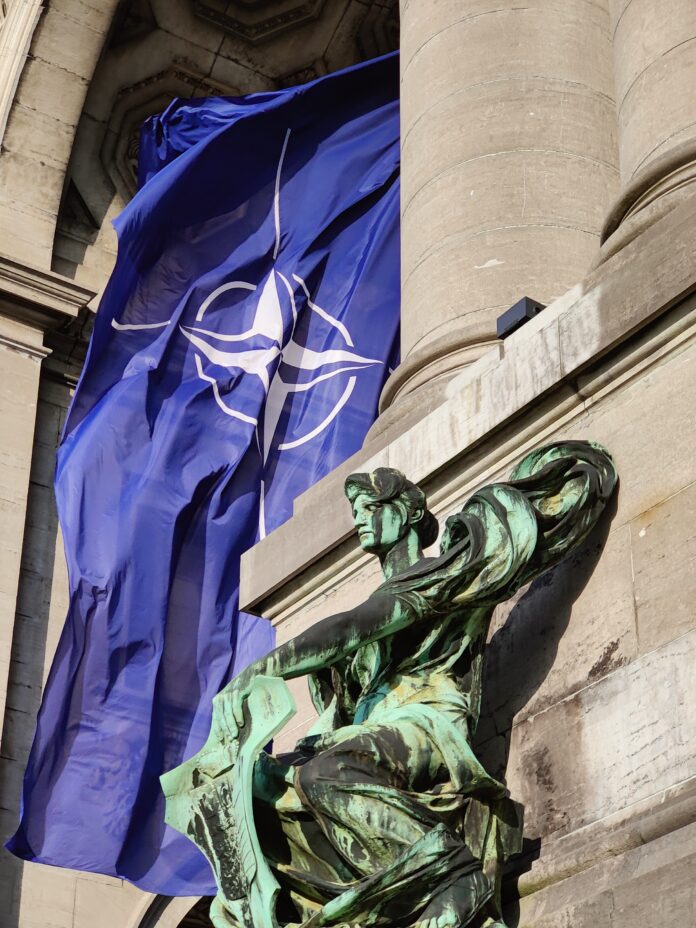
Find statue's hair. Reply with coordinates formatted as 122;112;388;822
344;467;439;547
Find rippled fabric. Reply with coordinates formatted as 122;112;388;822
7;52;400;894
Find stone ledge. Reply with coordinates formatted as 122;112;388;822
240;187;696;613
511;800;696;926
0;252;95;329
511;775;696;903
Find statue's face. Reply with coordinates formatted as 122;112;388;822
351;492;408;554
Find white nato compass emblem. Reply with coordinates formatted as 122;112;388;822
112;129;382;535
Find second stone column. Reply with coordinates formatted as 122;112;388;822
601;0;696;258
385;0;619;409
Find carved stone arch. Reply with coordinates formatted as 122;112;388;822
100;64;241;204
51;57;242;286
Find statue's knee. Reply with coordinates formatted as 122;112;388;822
295;752;334;807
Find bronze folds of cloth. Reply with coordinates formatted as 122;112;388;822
162;440;617;928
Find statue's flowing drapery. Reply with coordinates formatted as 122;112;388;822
162;441;617;928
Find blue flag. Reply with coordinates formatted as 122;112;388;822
8;53;400;895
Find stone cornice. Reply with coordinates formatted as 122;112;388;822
0;253;96;330
0;327;50;361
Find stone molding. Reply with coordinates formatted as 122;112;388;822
0;253;96;329
0;0;43;144
601;138;696;243
513;775;696;903
378;331;500;411
598;137;696;264
192;0;326;44
0;324;50;361
240;188;696;612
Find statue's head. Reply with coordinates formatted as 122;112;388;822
344;467;439;556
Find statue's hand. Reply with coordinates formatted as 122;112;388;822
212;679;252;747
221;672;258;733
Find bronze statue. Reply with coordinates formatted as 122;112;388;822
162;440;617;928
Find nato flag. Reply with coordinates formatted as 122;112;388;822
7;53;400;894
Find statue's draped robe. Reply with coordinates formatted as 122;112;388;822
250;443;617;927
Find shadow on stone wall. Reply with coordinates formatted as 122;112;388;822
474;490;619;926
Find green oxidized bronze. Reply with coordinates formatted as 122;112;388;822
161;440;617;928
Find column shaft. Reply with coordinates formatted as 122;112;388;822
387;0;619;409
0;317;47;744
0;258;93;748
602;0;696;255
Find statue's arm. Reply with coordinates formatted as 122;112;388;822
222;589;409;701
229;483;541;700
223;441;617;719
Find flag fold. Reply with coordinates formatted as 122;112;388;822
7;52;400;895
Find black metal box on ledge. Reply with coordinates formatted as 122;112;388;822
496;296;546;339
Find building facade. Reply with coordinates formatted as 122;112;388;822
0;1;695;926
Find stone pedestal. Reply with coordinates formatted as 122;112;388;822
601;0;696;259
387;0;619;410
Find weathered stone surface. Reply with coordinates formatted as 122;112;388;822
603;0;696;255
47;0;118;35
515;820;696;927
513;776;696;902
631;480;696;655
29;6;112;82
8;862;77;928
0;335;42;750
73;874;144;926
0;102;76;171
517;890;615;928
506;629;696;841
398;0;618;385
401;79;617;207
401;2;613;129
612;0;696;178
0;137;73;268
564;334;696;532
610;832;696;926
402;151;617;340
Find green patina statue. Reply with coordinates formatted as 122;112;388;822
162;440;617;928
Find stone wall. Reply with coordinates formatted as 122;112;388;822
240;192;696;924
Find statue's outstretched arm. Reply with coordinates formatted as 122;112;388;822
222;440;617;725
219;589;406;716
222;487;539;713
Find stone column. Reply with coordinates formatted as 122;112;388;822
382;0;619;411
0;0;43;144
601;1;696;258
0;256;93;749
